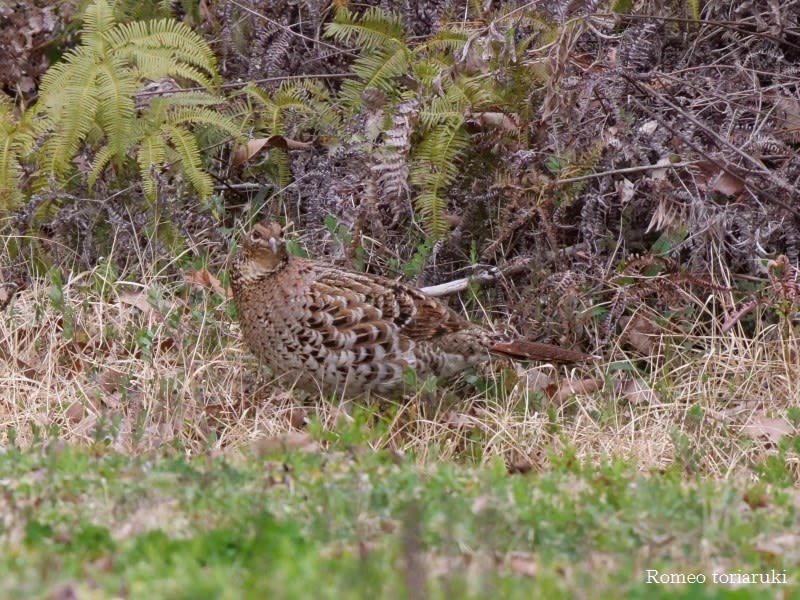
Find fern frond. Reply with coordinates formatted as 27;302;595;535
106;19;217;82
149;91;222;107
34;0;227;198
95;57;137;155
264;148;291;193
420;76;494;130
0;98;37;211
686;0;700;23
352;46;410;91
163;124;212;197
38;47;100;111
414;29;470;54
410;119;470;237
166;107;242;139
244;81;336;134
339;45;411;106
244;83;312;133
87;144;116;189
324;7;405;50
136;130;167;199
42;81;101;177
120;48;215;89
82;0;116;46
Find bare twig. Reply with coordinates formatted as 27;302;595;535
420;244;587;297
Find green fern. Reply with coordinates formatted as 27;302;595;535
324;8;409;107
0;96;39;212
36;0;234;200
243;82;326;135
325;8;483;235
241;80;339;197
686;0;701;25
410;119;470;237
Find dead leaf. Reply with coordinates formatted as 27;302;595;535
442;410;477;428
620;314;658;354
650;156;673;180
118;290;153;316
617;178;635;203
754;532;800;562
288;405;309;429
231;135;315;167
694;160;745;197
523;367;554;392
0;282;19;310
186;269;230;298
63;401;84;423
506;460;534;475
468;112;519;132
741;413;794;444
618;377;658;405
639;120;659;135
231;138;270;166
545;377;602;404
710;171;746;196
774;96;800;143
507;551;538;577
252;432;319;454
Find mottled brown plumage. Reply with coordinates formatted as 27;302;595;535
230;221;589;396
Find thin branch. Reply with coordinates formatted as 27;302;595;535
555;161;696;185
420;244;587;297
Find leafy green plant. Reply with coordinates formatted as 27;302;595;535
0;96;38;211
325;8;495;237
35;0;240;200
241;80;337;199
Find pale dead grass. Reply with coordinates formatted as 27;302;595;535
1;261;799;480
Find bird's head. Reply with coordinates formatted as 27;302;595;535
234;221;289;280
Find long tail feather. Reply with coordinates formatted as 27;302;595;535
490;340;591;363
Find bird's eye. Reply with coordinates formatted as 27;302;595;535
250;229;262;242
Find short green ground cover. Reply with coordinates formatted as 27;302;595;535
1;423;797;599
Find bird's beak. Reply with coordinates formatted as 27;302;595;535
268;237;278;254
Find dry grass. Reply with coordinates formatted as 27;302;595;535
2;260;799;481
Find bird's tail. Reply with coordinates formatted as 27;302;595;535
490;339;591;363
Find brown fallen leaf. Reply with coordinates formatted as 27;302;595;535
741;413;794;444
545;377;602;404
774;96;800;144
523;367;555;392
0;282;19;310
618;377;658;405
186;269;230;298
693;160;745;197
288;405;309;429
620;314;659;355
63;401;84;424
231;138;270;166
507;551;538;577
252;432;319;454
119;290;154;316
231;135;315;167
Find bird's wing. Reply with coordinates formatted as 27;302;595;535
309;267;467;345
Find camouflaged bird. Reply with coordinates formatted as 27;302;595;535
231;221;589;397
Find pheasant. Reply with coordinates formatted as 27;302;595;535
230;221;589;397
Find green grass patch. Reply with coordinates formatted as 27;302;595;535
0;437;797;599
